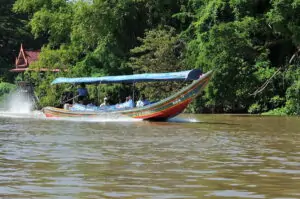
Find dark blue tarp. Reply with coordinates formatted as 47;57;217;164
51;69;202;85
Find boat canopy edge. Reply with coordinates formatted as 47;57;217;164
51;69;203;85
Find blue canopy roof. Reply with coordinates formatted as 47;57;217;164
51;69;202;85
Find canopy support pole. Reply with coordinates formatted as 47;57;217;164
132;82;135;102
97;83;101;106
72;84;75;104
96;84;99;105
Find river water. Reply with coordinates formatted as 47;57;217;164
0;113;299;199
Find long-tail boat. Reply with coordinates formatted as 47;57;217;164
42;69;213;121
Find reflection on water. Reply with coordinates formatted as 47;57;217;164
0;114;300;198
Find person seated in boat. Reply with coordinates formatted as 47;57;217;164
77;83;89;103
127;95;135;108
136;94;150;107
100;97;109;107
115;96;134;109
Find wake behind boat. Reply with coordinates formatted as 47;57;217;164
42;69;213;121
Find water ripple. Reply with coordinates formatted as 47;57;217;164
0;115;299;198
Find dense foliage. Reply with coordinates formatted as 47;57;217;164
0;0;45;81
0;0;299;114
0;82;16;107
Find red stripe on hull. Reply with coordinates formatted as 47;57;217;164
132;99;192;120
45;113;59;118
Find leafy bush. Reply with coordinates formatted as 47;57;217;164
262;107;288;116
0;82;17;105
285;80;300;115
248;103;262;114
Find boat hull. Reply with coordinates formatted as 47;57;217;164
42;71;213;121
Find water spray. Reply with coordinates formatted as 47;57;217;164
2;89;34;114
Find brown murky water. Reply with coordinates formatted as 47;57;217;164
0;114;299;198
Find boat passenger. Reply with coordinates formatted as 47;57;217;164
77;83;89;102
136;94;150;107
100;97;109;107
116;96;134;109
127;96;135;108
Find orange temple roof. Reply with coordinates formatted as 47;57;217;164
11;44;62;73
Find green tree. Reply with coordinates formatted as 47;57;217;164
0;0;35;82
12;0;190;106
182;0;299;114
10;0;300;114
129;27;187;100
